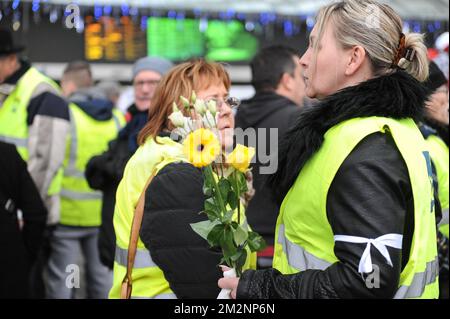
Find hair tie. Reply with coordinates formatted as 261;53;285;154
392;33;406;67
392;33;416;69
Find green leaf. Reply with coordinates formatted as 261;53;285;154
236;249;247;276
204;210;220;221
219;256;232;268
218;178;231;200
203;184;212;197
237;172;248;194
230;250;244;262
207;223;225;247
247;231;267;252
227;190;238;210
205;198;217;212
220;226;237;258
233;225;248;246
222;210;234;223
203;168;214;187
190;219;221;241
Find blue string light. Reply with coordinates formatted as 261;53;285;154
176;12;185;20
192;8;202;18
12;0;20;10
49;8;58;23
199;17;208;33
32;0;40;12
121;3;129;16
306;16;315;31
140;16;147;30
130;6;138;17
434;21;441;30
269;13;277;23
226;9;235;19
260;12;270;26
94;5;102;20
167;10;176;19
103;5;112;16
284;20;293;37
236;13;246;21
403;21;410;32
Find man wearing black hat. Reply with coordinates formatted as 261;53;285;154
0;29;70;297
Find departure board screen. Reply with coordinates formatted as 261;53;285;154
147;17;204;61
147;17;259;62
85;16;147;62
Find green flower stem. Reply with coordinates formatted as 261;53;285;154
205;165;227;215
233;170;241;225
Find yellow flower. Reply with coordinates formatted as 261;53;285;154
183;128;221;167
226;144;255;172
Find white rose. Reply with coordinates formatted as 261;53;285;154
194;100;207;115
207;99;217;116
168;111;185;128
202;110;216;128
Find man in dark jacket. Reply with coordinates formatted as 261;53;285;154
0;28;70;298
85;57;173;270
235;46;307;268
0;142;47;298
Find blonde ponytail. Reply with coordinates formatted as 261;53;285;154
399;33;429;82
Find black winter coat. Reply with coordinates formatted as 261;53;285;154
0;142;47;298
235;92;301;246
139;161;224;298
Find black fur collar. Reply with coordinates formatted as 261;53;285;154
268;70;429;204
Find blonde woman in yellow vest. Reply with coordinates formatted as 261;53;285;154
219;0;439;299
110;60;256;299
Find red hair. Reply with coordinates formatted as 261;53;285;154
138;59;231;145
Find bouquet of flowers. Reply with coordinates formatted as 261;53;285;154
169;92;266;298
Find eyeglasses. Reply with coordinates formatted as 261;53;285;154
134;80;160;87
204;96;241;111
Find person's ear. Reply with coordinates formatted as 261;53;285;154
279;72;293;91
344;45;366;76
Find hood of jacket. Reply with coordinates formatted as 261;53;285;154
69;87;114;121
268;70;430;204
237;92;298;128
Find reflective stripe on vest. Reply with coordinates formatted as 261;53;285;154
0;136;28;148
439;208;449;228
60;189;102;200
278;224;331;271
114;246;157;269
394;257;439;299
130;294;177;299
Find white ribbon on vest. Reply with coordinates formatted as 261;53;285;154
334;234;403;273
